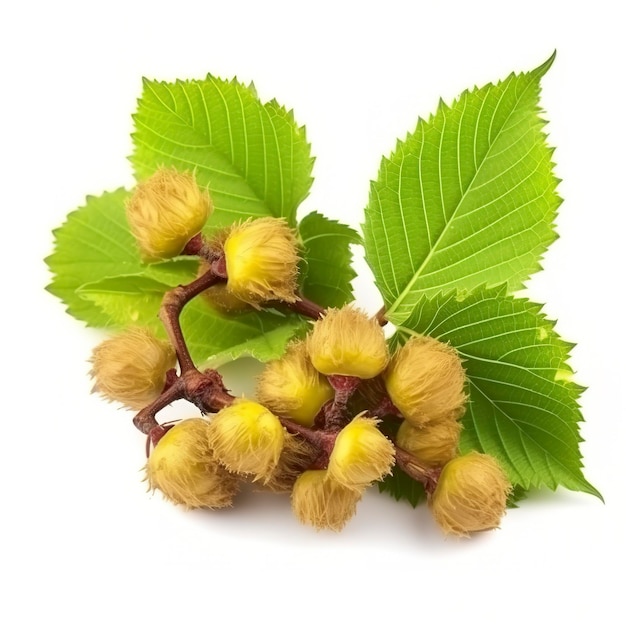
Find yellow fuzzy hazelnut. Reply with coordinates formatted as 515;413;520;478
202;281;252;314
261;433;318;493
90;327;176;410
223;217;300;306
126;167;212;261
208;399;285;483
384;335;467;427
396;417;462;467
307;306;389;379
256;341;334;426
429;452;512;536
291;470;363;531
145;418;239;509
327;414;395;489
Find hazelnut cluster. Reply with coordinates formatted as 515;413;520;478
91;167;512;538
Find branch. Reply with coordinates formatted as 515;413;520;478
283;294;326;320
159;269;222;373
394;445;441;494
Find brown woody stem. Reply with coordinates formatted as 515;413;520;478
278;417;338;469
133;380;185;435
284;295;326;320
181;233;222;262
371;394;402;419
375;306;388;327
325;375;361;431
181;233;205;257
159;269;223;373
133;369;236;436
394;445;441;494
279;418;326;447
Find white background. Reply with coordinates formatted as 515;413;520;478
2;1;624;624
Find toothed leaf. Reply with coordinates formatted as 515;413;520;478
132;76;314;228
378;469;427;508
45;189;140;326
299;211;361;307
395;286;600;499
364;54;560;324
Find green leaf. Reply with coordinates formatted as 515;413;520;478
77;275;169;329
45;189;141;326
507;485;529;509
132;76;314;228
378;469;426;508
46;187;309;364
45;188;206;328
143;258;200;286
394;285;600;499
79;273;308;365
299;211;362;308
364;54;560;324
180;300;307;366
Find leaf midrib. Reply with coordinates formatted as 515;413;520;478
386;76;537;319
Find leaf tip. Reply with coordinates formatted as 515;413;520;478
532;50;557;79
583;482;604;503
